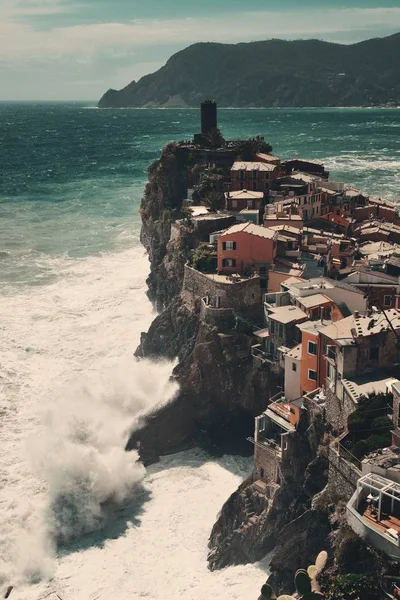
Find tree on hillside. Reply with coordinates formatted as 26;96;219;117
235;136;273;160
203;189;225;212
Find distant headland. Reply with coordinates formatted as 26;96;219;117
98;33;400;109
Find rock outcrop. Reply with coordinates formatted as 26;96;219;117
207;407;329;574
130;292;279;461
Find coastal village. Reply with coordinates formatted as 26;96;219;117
161;101;400;586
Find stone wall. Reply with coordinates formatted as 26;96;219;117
200;299;235;331
182;265;262;321
325;387;356;434
254;443;282;485
327;444;360;502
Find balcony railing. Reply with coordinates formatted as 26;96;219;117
251;345;277;362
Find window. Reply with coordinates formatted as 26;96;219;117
252;170;257;180
308;341;317;355
231;200;238;208
253;182;257;191
270;320;276;334
222;241;236;251
308;369;317;381
222;258;236;267
327;345;336;360
384;295;393;307
279;323;284;338
239;170;245;180
369;347;379;360
292;362;297;372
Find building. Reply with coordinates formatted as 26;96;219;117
251;395;302;485
320;310;400;432
217;222;278;283
344;269;400;310
225;189;264;213
285;158;329;178
282;276;368;315
264;304;308;358
297;319;333;395
231;161;279;193
283;344;302;400
347;471;400;560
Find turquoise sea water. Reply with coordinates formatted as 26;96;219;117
0;104;399;597
1;104;399;289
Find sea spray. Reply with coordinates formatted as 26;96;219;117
3;359;178;588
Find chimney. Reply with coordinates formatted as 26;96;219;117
354;310;360;319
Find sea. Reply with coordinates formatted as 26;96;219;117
0;104;399;600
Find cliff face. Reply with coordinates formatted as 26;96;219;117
207;408;329;575
130;293;279;461
99;34;400;108
140;145;190;310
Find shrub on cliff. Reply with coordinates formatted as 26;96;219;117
327;573;380;600
191;244;216;273
233;137;273;160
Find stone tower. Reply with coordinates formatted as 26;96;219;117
200;100;217;136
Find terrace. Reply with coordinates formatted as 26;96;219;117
347;472;400;559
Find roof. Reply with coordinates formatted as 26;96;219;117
298;319;333;333
297;293;333;309
281;276;307;288
287;158;324;166
220;222;277;240
285;343;302;359
254;328;270;339
319;187;339;196
256;153;281;164
290;172;317;184
225;189;264;200
342;373;400;404
320;309;400;345
264;214;303;222
231;161;277;172
359;241;397;256
362;445;400;470
268;305;308;324
268;224;302;235
239;208;260;214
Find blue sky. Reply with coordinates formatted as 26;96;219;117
1;0;399;101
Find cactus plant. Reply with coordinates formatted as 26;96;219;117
258;551;327;599
260;583;276;599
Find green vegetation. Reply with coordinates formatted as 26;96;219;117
99;34;400;108
343;391;393;460
234;137;273;160
191;244;216;273
259;552;327;599
327;573;380;600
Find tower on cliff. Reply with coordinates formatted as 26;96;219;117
201;100;217;136
194;100;223;146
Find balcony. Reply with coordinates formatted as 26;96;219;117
251;344;276;363
247;433;282;459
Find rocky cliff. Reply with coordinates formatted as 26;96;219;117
207;405;329;579
129;144;281;463
99;34;400;108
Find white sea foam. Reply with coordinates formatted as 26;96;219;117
0;245;267;599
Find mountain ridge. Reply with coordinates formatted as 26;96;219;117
99;33;400;108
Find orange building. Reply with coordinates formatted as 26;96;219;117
297;320;331;395
217;222;277;276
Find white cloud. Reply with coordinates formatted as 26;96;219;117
0;6;399;99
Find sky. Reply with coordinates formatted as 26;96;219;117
0;0;399;101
